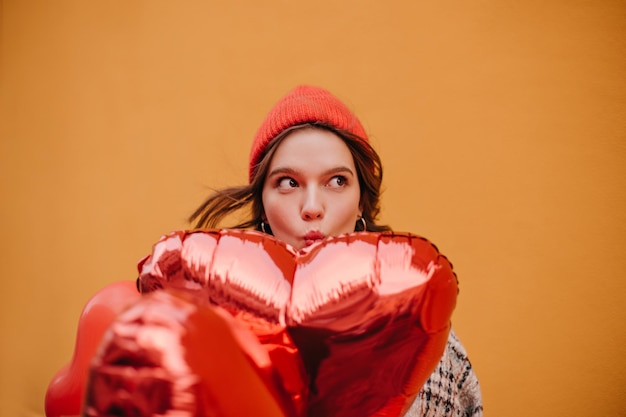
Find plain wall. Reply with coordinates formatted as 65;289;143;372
1;1;625;416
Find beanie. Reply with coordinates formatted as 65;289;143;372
248;85;369;182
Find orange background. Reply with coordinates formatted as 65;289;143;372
1;1;625;416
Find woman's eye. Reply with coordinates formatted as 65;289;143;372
328;176;347;188
278;177;298;189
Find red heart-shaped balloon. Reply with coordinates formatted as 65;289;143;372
84;289;297;417
134;230;458;417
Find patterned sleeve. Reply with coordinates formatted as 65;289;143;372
404;329;483;417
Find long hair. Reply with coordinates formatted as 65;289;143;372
189;123;391;232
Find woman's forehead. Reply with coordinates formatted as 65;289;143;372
268;128;356;172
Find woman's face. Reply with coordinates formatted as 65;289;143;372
262;128;362;250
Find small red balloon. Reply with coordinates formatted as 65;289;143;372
83;290;297;417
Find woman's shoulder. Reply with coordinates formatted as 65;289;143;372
404;329;483;417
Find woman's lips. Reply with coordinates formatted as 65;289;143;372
304;231;325;247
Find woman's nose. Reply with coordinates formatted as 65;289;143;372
301;188;324;220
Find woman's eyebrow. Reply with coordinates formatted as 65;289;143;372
267;167;298;177
268;166;355;177
323;166;355;176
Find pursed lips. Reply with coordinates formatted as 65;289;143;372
304;231;325;246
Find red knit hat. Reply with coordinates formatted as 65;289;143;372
248;85;369;182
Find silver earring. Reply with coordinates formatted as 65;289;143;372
357;217;367;232
261;221;273;235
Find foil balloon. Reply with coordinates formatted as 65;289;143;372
45;280;141;417
136;229;458;417
83;289;299;417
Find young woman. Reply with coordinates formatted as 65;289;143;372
189;85;483;417
46;84;482;417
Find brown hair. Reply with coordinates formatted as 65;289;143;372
189;123;391;233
